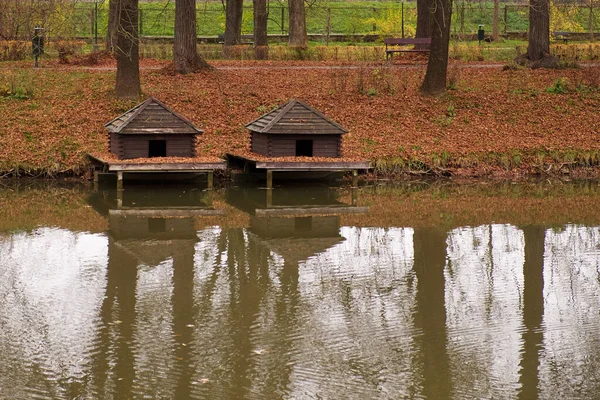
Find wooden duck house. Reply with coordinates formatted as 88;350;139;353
246;99;347;158
104;97;202;160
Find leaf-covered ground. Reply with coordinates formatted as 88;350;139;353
1;58;600;178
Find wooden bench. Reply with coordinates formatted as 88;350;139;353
384;37;432;60
553;31;569;44
217;34;254;45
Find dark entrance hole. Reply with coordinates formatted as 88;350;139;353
149;140;167;158
295;216;313;231
148;218;166;233
296;140;313;157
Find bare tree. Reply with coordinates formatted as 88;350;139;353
224;0;243;46
416;0;432;41
107;0;119;52
492;0;500;41
420;0;453;95
0;0;76;41
288;0;307;47
115;0;140;100
253;0;269;59
516;0;558;67
174;0;211;73
527;0;553;63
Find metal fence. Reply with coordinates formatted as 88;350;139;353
71;3;600;41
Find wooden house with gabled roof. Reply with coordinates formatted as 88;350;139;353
105;97;202;160
246;99;347;158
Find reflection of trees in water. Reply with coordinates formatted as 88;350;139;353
5;221;600;399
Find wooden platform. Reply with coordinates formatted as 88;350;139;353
88;154;227;189
227;153;370;188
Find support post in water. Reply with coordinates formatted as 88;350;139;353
117;187;123;208
207;172;214;190
352;169;358;188
117;171;123;191
266;170;273;190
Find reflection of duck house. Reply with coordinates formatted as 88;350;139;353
227;186;368;264
228;99;370;188
88;187;225;267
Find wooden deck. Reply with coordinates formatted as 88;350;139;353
227;153;370;188
88;154;227;189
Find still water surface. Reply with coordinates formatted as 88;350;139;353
1;181;600;399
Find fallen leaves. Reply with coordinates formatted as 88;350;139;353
1;60;600;176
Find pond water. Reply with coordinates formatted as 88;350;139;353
1;180;600;400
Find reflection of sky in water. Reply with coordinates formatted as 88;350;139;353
541;226;600;399
1;224;600;399
0;228;108;399
445;224;525;399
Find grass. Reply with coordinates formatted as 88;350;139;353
71;1;600;39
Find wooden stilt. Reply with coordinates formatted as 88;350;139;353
117;187;123;209
207;172;214;190
266;170;273;190
205;190;213;207
266;187;273;208
93;170;99;182
351;169;358;188
117;171;123;191
352;187;358;206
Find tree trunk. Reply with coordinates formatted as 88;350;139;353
416;0;432;39
174;0;211;73
517;226;545;400
107;0;118;52
492;0;500;41
527;0;550;61
413;228;452;400
115;0;140;100
224;0;243;46
254;0;269;59
420;0;453;95
288;0;307;47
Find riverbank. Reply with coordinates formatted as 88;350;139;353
1;58;600;179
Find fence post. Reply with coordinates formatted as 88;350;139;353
139;9;143;36
372;8;377;32
590;5;594;40
90;9;95;37
326;8;331;44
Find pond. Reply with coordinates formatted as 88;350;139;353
1;180;600;399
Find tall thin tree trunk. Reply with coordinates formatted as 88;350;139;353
115;0;140;100
107;0;118;52
420;0;453;95
527;0;550;61
492;0;500;41
174;0;211;73
288;0;307;47
416;0;432;39
224;0;243;46
254;0;269;59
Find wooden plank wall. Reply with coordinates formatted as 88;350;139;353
111;134;197;159
251;132;269;156
267;134;341;157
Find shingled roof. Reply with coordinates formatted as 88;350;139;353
104;97;203;135
246;99;348;135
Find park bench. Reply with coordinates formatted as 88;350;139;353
384;37;432;60
217;34;254;45
553;31;569;44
